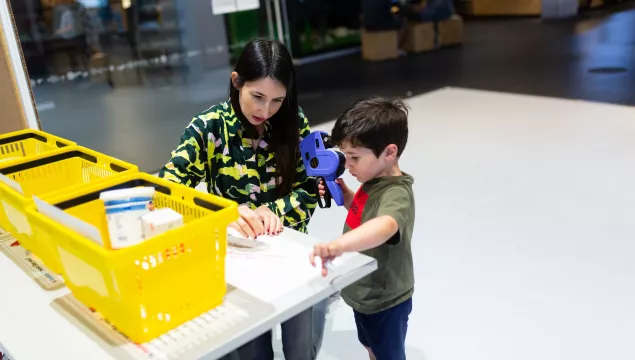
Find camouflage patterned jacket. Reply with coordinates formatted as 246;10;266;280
158;100;317;233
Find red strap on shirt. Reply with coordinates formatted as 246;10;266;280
345;187;369;229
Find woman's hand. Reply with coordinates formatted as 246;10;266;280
228;205;283;238
318;178;355;209
254;206;283;235
228;205;266;238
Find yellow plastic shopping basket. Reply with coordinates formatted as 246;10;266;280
0;146;138;272
0;129;75;165
25;173;238;343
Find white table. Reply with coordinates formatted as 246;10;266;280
0;228;376;360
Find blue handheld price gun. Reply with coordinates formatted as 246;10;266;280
300;131;346;208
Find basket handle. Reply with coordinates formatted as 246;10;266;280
41;134;66;148
55;141;70;148
109;163;129;173
193;197;226;212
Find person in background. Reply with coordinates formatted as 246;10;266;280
401;0;455;22
361;0;410;48
54;0;101;54
362;0;404;31
158;38;325;360
98;0;125;33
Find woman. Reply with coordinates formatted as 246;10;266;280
159;39;324;359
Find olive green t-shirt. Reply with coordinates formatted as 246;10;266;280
341;173;415;314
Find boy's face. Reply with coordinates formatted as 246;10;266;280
339;141;395;183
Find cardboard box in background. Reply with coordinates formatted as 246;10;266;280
404;22;435;53
362;29;399;62
468;0;541;15
438;15;464;46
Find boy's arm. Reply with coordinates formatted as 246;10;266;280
339;186;411;252
332;215;399;253
311;186;411;271
310;216;399;274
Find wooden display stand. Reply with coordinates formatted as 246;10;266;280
438;15;464;47
404;22;435;53
467;0;541;16
0;3;39;133
362;29;399;62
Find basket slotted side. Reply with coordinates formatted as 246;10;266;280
27;174;237;343
0;130;74;165
0;148;137;272
5;151;129;197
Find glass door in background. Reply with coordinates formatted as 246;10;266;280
286;0;362;59
224;0;290;63
224;0;363;62
10;0;236;172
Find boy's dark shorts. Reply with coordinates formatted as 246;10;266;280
353;297;413;360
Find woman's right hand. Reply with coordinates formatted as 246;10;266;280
228;205;266;238
318;178;354;209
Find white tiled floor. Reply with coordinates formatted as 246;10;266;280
306;88;635;360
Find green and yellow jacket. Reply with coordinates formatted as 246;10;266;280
159;100;317;233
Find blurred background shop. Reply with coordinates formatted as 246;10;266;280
7;0;635;171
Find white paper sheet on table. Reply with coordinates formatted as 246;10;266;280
225;230;340;303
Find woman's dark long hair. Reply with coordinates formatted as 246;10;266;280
229;38;300;197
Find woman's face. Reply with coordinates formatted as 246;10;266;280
232;72;287;130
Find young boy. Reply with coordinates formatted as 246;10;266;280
310;96;415;360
